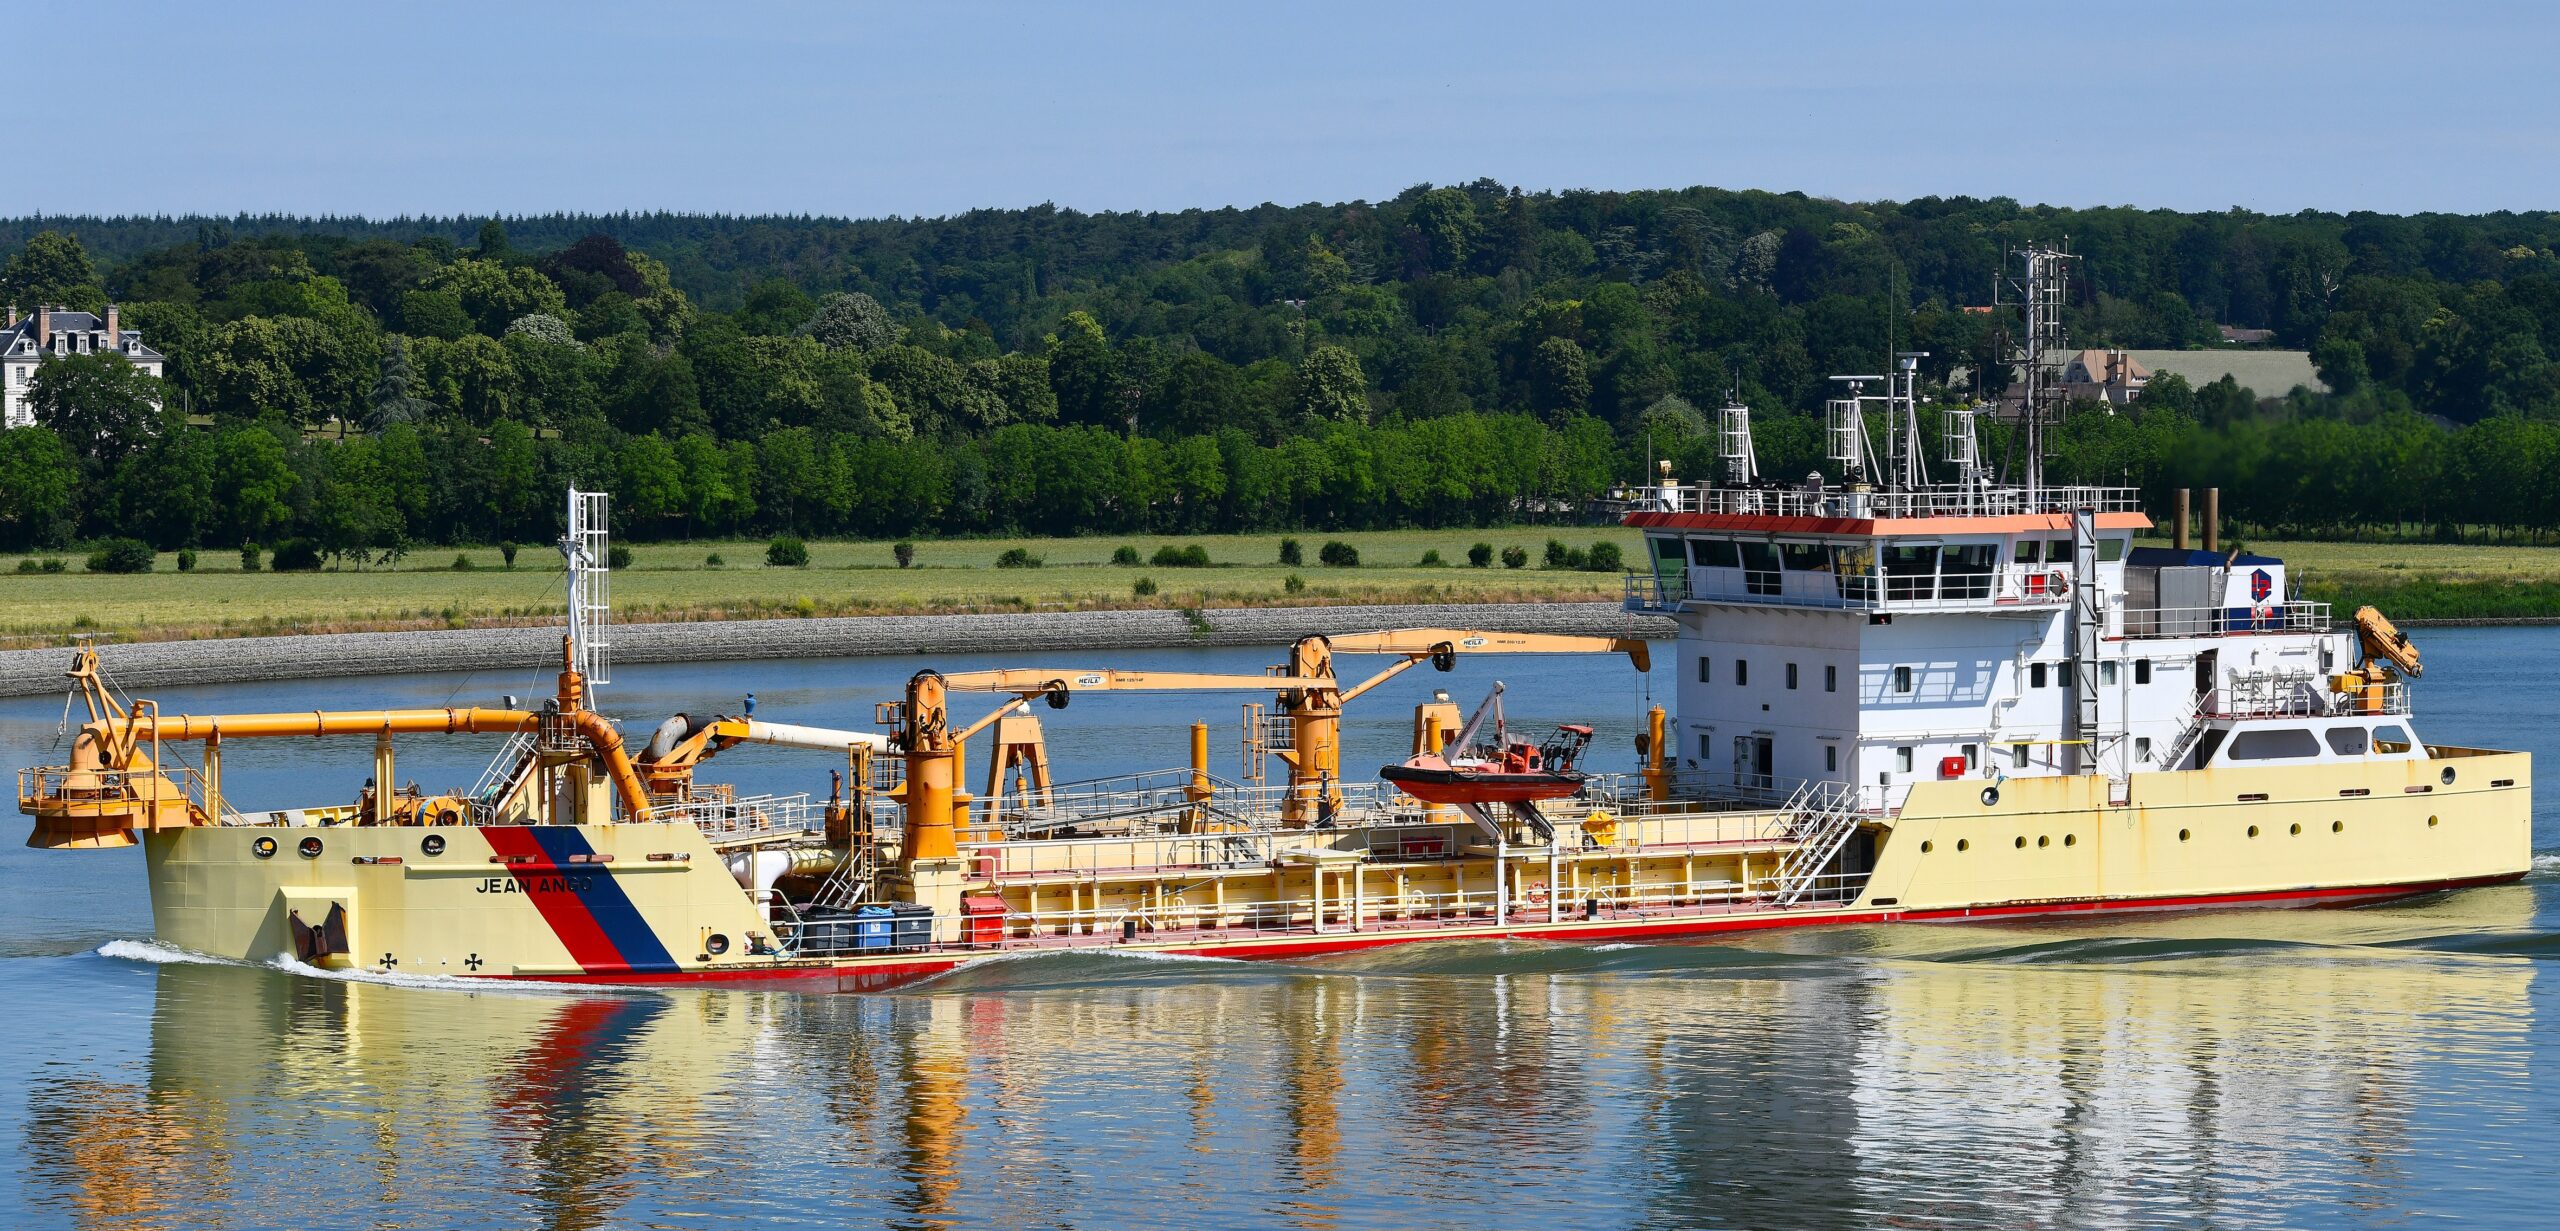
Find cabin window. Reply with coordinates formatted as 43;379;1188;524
1700;733;1713;759
2030;663;2049;688
1697;657;1710;684
1961;744;1979;769
2325;727;2370;756
1942;544;1998;598
1691;538;1740;568
2373;724;2413;752
1739;541;1782;595
1786;662;1799;690
2013;539;2039;563
1735;659;1749;686
1881;544;1939;601
1780;543;1830;571
2227;728;2322;762
1824;744;1839;772
1895;746;1914;773
1893;666;1912;694
2099;661;2118;686
2135;736;2153;763
1831;544;1878;602
2100;537;2126;562
2134;659;2151;685
2013;745;2031;769
1825;664;1838;692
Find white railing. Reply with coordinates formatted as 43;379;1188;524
1630;564;2074;614
2119;600;2333;640
1644;482;2142;520
650;792;826;843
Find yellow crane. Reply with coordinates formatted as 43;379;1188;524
2345;605;2422;715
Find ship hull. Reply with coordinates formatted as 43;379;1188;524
132;747;2533;991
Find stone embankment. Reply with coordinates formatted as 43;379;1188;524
0;603;1677;699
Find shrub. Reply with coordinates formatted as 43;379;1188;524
606;544;633;570
1501;545;1528;569
39;557;66;574
270;539;324;572
451;553;475;571
766;535;810;567
1133;576;1158;596
1151;544;1211;568
1542;539;1577;569
1419;549;1444;567
705;552;726;568
1110;545;1142;566
12;559;35;574
1278;537;1304;567
1467;542;1494;568
239;544;262;573
85;538;156;574
1318;540;1359;567
176;549;197;573
1283;572;1306;594
499;541;518;569
995;547;1043;569
1584;541;1624;572
893;541;916;568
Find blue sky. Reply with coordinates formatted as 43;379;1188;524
14;2;2555;218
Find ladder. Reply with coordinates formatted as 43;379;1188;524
464;728;537;824
1770;781;1860;907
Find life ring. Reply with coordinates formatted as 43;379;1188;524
1524;882;1548;906
2045;571;2070;597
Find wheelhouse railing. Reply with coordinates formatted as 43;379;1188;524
1628;563;2073;614
2119;600;2333;640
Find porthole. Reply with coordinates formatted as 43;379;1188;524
2063;834;2076;847
1921;841;1934;854
2441;766;2456;786
2331;820;2344;833
2014;836;2027;849
421;833;447;857
1980;786;2000;807
297;836;324;859
2289;823;2302;836
251;835;278;859
2247;825;2260;838
1956;839;1970;852
2428;815;2439;828
704;933;730;956
2036;835;2050;848
2177;828;2191;842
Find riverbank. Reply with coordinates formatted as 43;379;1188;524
0;601;1676;699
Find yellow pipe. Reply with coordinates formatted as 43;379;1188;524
1644;705;1669;802
1187;721;1211;829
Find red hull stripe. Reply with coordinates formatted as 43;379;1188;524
480;828;679;974
487;872;2524;988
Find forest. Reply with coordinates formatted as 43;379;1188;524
5;181;2560;559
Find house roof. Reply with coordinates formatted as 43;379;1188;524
0;309;164;362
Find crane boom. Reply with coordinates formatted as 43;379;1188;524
939;668;1335;694
1323;628;1652;673
2355;606;2422;678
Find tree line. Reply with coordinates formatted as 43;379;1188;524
5;183;2560;557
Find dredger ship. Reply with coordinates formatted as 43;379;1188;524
12;252;2534;987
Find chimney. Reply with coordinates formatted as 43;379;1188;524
103;304;119;348
4;304;15;328
35;306;51;349
2173;488;2191;551
2203;487;2220;555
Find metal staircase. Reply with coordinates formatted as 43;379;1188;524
464;729;537;825
2157;689;2213;771
1770;781;1861;906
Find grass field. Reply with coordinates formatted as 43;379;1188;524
2;527;2552;647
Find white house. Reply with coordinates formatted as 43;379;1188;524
2;304;165;428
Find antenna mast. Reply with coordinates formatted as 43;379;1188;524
564;488;611;688
1999;242;2077;500
1719;387;1758;486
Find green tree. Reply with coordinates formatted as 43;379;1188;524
804;291;898;353
206;426;296;545
616;434;685;531
421;259;567;335
1531;337;1591;421
504;312;578;347
27;352;163;477
1406;187;1481;275
1;230;102;310
364;335;436;434
0;427;78;548
1046;311;1118;428
1295;345;1370;424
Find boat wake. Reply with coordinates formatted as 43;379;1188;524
97;938;236;967
892;946;1260;995
2533;851;2560;878
262;954;636;997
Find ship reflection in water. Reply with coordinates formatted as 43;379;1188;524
19;881;2553;1230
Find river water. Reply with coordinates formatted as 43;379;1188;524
0;629;2552;1230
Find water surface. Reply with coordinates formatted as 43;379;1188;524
1;630;2552;1229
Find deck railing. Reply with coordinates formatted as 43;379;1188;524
1642;482;2142;520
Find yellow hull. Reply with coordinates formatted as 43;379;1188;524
136;749;2532;988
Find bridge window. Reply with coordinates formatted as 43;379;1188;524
1740;542;1781;595
2100;537;2127;562
1942;544;1998;598
2227;728;2321;762
1882;544;1938;601
2325;727;2370;756
1780;543;1830;571
1690;538;1740;568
